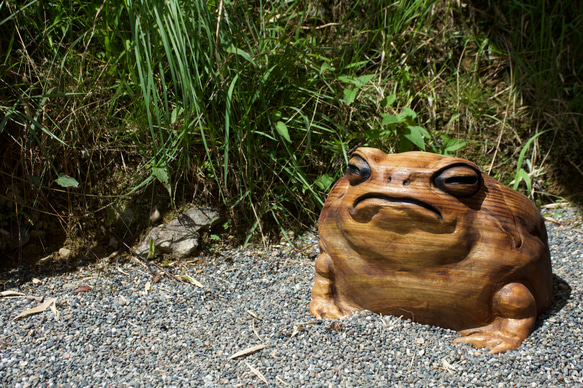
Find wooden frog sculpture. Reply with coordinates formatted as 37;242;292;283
310;148;554;353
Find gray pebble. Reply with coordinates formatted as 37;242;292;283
1;209;582;386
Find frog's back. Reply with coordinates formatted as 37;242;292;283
481;175;554;313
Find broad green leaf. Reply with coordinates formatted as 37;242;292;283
417;126;431;137
338;74;375;87
152;164;172;202
55;174;79;188
399;107;417;121
381;94;396;108
320;63;332;74
343;88;358;105
402;126;427;150
444;139;466;153
275;121;291;143
381;114;401;126
354;74;375;87
152;165;170;186
314;174;335;190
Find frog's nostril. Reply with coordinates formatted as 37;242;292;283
387;177;392;183
403;180;409;186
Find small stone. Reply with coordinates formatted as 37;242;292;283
150;206;162;224
0;215;581;387
136;206;220;259
58;247;72;258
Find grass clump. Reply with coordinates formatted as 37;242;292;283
0;0;581;264
470;0;583;198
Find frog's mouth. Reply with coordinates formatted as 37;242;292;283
351;194;442;222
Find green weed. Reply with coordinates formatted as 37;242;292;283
1;0;581;259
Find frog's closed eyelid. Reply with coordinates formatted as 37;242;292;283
434;164;481;197
346;155;371;185
346;164;360;174
347;155;369;172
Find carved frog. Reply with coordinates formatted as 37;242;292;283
310;148;554;353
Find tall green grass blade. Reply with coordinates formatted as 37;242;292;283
224;74;239;188
512;130;551;191
0;0;39;28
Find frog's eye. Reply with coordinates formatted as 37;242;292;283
346;155;371;186
434;165;481;197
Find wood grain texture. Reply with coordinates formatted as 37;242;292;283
310;148;554;353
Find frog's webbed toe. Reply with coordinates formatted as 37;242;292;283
453;316;533;353
309;298;344;319
454;282;537;354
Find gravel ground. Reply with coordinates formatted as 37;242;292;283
1;207;582;387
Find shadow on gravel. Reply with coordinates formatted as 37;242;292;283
534;274;572;331
0;255;104;291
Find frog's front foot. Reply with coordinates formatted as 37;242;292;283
309;298;344;319
453;283;537;354
310;250;348;319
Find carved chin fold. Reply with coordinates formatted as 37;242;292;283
350;196;443;223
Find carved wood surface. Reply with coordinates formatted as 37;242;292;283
310;148;554;353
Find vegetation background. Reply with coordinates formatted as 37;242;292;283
1;0;581;266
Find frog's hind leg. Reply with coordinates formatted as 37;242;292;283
453;283;537;354
309;249;346;319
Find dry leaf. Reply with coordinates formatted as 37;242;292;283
252;322;263;342
144;281;152;293
73;286;91;293
246;310;262;320
152;274;161;284
1;291;25;297
245;362;268;385
32;278;41;284
14;298;57;320
227;344;267;360
441;358;457;373
293;321;317;326
181;274;203;288
49;301;60;321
